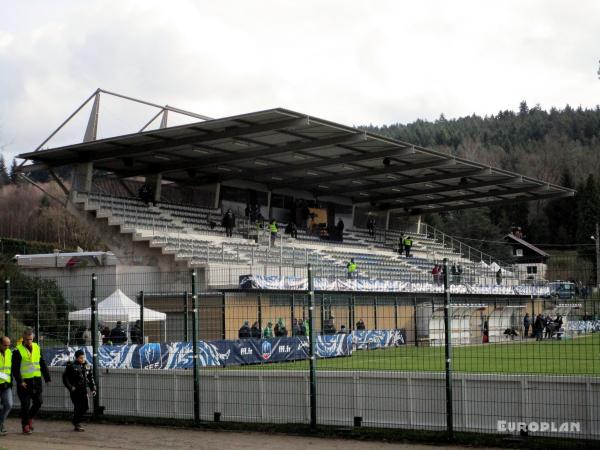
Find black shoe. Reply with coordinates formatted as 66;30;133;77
74;425;85;432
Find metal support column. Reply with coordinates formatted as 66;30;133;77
91;274;102;417
308;264;317;430
191;270;200;425
3;279;10;339
139;291;145;342
35;288;40;341
183;291;189;341
221;292;226;339
442;258;454;440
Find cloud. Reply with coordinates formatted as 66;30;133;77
1;0;600;161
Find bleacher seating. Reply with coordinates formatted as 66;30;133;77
75;192;515;287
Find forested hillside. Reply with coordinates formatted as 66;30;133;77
1;102;599;260
362;102;600;250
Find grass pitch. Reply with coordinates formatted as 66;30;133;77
234;334;600;375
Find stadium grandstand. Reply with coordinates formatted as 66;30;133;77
17;89;573;295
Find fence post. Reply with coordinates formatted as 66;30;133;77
191;269;200;425
183;291;189;341
3;279;10;338
442;258;454;440
139;291;145;342
35;288;40;341
307;264;317;430
221;292;226;340
90;273;102;417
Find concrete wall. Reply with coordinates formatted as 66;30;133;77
32;368;599;439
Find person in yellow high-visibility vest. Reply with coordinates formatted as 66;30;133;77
403;236;413;257
0;336;13;436
269;219;278;246
347;258;358;279
12;329;51;435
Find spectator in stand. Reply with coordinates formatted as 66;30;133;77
336;219;345;242
523;313;531;338
250;321;261;339
130;320;143;345
109;321;127;345
138;183;156;206
238;321;251;339
347;258;358;279
291;319;302;336
403;236;413;257
263;322;273;338
285;221;298;239
274;318;288;337
356;319;366;330
533;314;544;341
82;328;92;346
338;325;347;334
398;233;405;255
244;204;250;218
302;319;310;337
451;263;458;284
269;219;278;246
222;209;236;238
456;265;463;284
101;326;111;345
323;316;336;335
496;269;502;286
366;216;375;237
431;265;440;284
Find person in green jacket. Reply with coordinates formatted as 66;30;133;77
263;322;273;338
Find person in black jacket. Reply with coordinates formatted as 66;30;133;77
62;349;96;431
238;321;251;339
109;321;127;345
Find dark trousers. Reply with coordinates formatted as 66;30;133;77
405;246;411;257
70;389;89;426
225;227;233;237
524;325;530;337
17;383;43;426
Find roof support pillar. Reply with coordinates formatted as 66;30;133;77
267;191;272;218
351;205;357;228
145;173;162;203
416;215;422;235
72;162;94;193
213;182;221;209
385;210;391;231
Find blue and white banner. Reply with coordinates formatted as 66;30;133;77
352;329;406;350
239;275;551;296
566;320;600;334
44;333;356;369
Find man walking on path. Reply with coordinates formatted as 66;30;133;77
62;349;96;431
12;328;51;435
0;337;13;436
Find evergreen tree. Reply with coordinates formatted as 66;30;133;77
544;168;577;244
0;155;9;186
575;175;600;280
9;159;20;184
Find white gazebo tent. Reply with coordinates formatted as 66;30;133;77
68;289;167;343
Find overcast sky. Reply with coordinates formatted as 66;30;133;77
1;0;600;161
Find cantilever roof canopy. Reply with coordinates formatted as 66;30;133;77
19;108;574;215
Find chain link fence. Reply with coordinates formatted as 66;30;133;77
1;259;599;440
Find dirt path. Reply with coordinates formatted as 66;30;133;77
0;418;501;450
